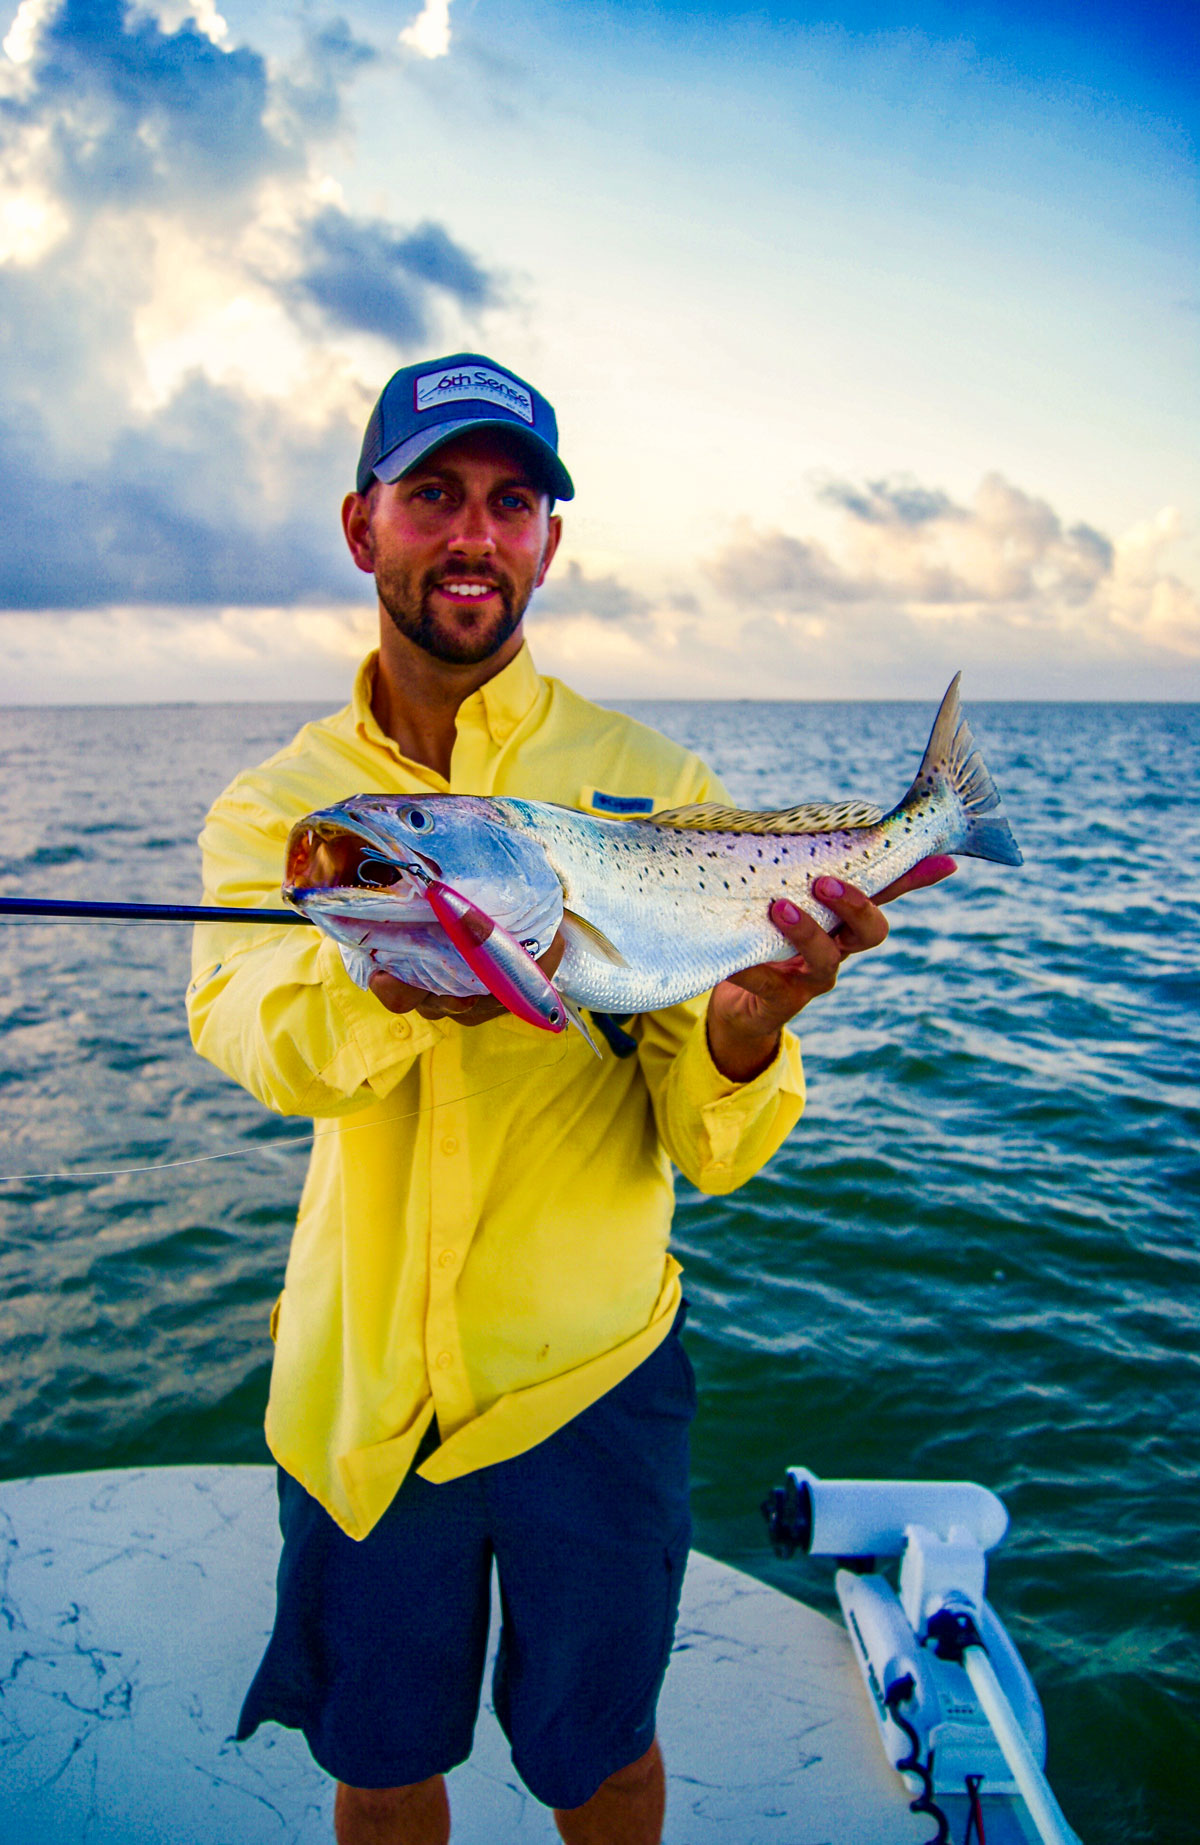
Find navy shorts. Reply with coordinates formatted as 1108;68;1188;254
237;1307;696;1809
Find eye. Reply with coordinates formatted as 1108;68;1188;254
403;807;431;832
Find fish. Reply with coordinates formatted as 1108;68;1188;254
282;674;1022;1020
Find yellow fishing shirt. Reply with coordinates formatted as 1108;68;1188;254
188;646;805;1539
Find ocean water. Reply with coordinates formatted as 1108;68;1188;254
0;695;1196;1843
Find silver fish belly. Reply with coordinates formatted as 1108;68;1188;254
283;675;1021;1015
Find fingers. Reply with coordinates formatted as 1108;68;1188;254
367;969;505;1025
779;879;889;959
536;929;566;979
765;898;843;987
368;969;430;1014
874;855;957;906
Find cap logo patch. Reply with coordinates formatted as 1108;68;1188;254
415;365;535;424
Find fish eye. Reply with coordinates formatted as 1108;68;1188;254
403;807;431;832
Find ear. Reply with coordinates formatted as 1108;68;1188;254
342;492;377;575
535;511;564;589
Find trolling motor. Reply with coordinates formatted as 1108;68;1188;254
762;1468;1083;1845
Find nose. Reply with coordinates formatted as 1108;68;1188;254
446;493;497;558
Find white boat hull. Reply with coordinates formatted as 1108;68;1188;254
0;1466;1042;1842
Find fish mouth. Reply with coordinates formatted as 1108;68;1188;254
283;818;440;904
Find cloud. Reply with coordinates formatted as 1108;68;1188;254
4;0;283;210
817;475;960;527
702;471;1199;684
399;0;452;61
0;0;498;611
706;528;866;608
0;371;361;607
291;207;493;342
533;560;651;624
270;17;377;144
0;599;377;703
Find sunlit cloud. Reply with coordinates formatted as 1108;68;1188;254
0;602;377;703
3;0;54;64
705;472;1186;646
399;0;452;61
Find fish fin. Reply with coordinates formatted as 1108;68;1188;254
561;907;628;966
562;994;604;1059
903;673;1023;866
647;799;884;835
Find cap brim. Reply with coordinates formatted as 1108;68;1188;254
369;418;574;501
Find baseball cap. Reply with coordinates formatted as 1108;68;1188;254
355;352;574;501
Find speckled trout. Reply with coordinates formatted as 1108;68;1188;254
283;674;1021;1018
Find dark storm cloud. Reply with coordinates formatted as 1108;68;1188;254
0;1;501;610
292;208;494;341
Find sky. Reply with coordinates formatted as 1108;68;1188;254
0;0;1195;703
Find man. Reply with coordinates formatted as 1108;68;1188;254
188;352;952;1845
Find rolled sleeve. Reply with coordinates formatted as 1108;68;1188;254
188;927;447;1116
636;1002;805;1194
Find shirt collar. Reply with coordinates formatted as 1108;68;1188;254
351;643;544;756
474;641;543;743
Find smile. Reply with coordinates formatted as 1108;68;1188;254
438;582;497;599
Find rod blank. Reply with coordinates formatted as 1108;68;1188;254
0;897;309;925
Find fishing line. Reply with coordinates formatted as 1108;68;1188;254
0;1038;573;1188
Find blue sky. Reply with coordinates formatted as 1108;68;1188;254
0;0;1195;701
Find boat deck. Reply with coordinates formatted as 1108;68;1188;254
0;1466;1041;1843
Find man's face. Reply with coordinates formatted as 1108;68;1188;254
344;430;562;668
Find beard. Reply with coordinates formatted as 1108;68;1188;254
376;561;531;667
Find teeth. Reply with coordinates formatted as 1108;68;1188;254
441;582;494;598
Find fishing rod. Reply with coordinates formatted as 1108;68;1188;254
0;897;310;925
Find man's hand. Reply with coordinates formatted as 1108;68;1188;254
367;930;566;1028
706;856;957;1083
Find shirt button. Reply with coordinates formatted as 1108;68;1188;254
438;1249;457;1269
435;1351;453;1370
390;1018;409;1038
440;1136;458;1155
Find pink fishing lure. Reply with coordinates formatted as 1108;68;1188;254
421;878;567;1034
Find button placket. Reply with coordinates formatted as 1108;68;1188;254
424;1035;472;1425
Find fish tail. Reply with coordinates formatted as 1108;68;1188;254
903;674;1023;866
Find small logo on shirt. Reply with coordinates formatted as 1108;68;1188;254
415;366;535;424
588;791;656;816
